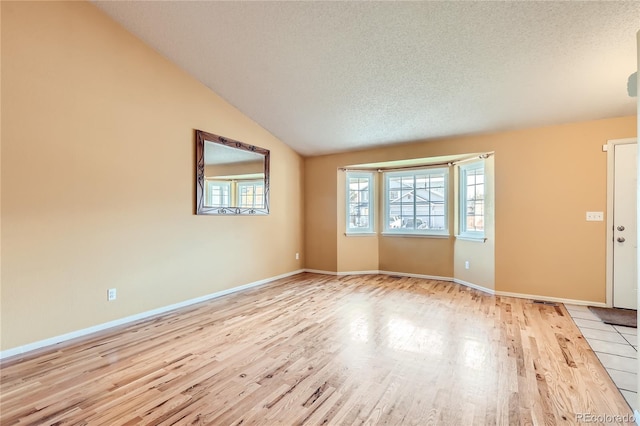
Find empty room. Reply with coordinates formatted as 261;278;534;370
1;1;639;425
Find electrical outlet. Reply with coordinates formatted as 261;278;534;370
464;261;470;270
586;212;603;221
296;252;300;260
107;288;117;301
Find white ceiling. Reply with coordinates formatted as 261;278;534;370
93;1;639;156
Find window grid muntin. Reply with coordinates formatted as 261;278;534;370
460;163;485;235
207;181;231;207
385;168;448;234
238;181;264;209
346;172;374;233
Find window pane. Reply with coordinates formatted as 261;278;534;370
207;181;230;207
415;216;428;229
237;181;265;208
401;204;413;216
461;165;485;234
384;168;448;234
346;173;374;233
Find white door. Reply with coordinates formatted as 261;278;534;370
613;142;637;310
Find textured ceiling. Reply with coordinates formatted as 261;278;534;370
93;1;639;156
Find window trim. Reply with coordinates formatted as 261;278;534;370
237;180;265;209
458;161;485;239
383;167;449;236
345;171;375;235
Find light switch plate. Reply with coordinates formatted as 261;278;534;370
586;212;604;221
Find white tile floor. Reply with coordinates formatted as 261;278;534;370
565;304;638;411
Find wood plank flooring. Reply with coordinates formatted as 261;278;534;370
0;273;634;425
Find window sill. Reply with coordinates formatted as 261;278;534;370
381;232;450;239
455;234;487;242
344;232;377;237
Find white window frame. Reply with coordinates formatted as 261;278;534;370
205;180;231;207
345;171;375;235
237;180;265;209
383;167;449;236
458;161;485;239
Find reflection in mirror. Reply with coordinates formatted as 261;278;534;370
196;130;270;215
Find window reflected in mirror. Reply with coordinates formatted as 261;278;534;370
196;130;270;215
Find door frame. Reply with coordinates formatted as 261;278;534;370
606;137;637;308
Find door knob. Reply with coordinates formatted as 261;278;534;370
617;225;625;231
617;237;626;243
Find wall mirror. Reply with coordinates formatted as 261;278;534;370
196;129;270;215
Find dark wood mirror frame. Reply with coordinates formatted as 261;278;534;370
195;129;270;215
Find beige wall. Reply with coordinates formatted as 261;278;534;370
379;236;454;277
304;156;338;271
1;1;304;350
304;116;636;303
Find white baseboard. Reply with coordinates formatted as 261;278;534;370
304;269;340;275
0;269;305;361
335;270;379;276
305;269;452;282
304;269;379;276
379;270;453;282
494;290;607;307
453;278;495;295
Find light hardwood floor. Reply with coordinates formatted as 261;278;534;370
0;273;634;425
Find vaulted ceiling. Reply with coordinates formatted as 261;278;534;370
94;1;639;156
